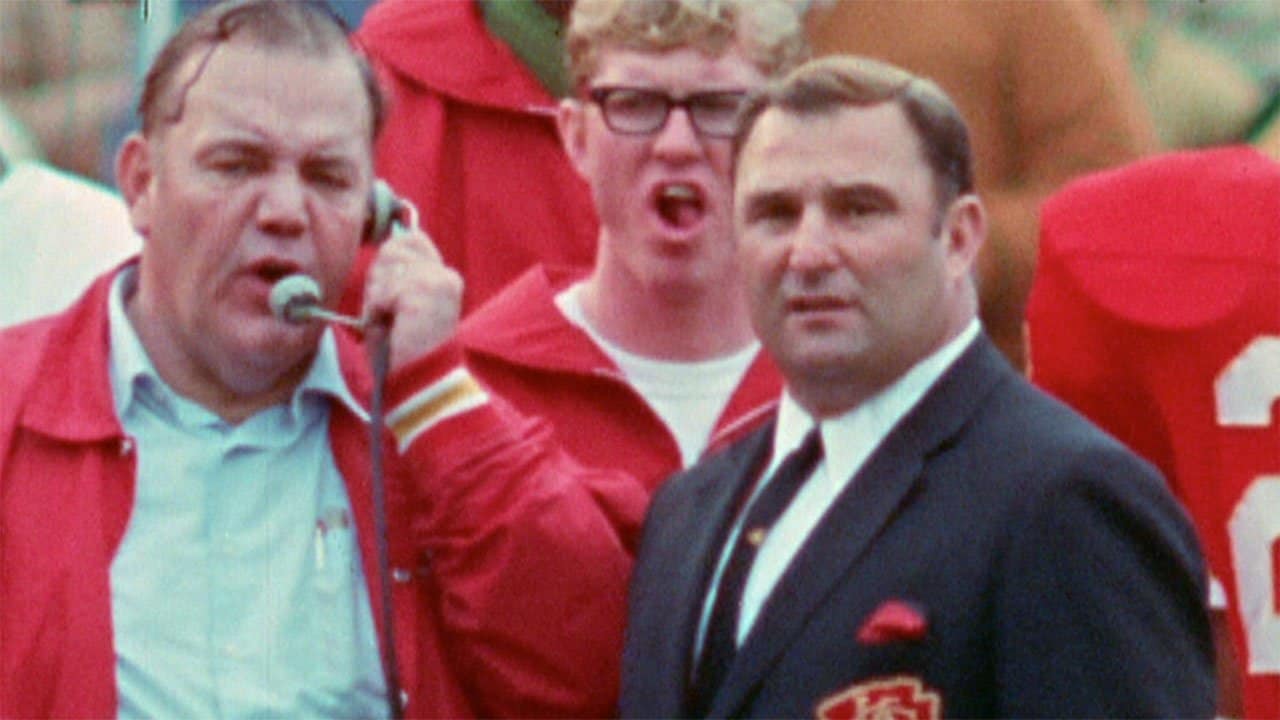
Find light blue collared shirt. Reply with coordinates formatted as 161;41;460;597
106;268;388;719
695;320;982;660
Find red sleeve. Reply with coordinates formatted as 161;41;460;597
384;342;648;717
337;55;451;319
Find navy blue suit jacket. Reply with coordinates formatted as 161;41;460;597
620;336;1214;718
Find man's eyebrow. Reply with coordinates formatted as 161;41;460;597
195;138;268;159
825;181;897;205
194;136;360;161
203;136;262;149
305;153;354;165
740;187;795;208
741;186;791;202
302;153;360;176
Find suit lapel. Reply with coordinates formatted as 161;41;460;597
637;422;775;714
710;338;1011;716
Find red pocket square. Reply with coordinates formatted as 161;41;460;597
856;600;928;644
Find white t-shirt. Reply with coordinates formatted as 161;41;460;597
556;282;758;467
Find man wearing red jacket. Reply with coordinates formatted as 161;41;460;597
0;2;645;717
457;0;808;492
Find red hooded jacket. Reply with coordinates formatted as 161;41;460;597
347;0;598;315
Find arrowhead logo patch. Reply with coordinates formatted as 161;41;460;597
816;676;941;720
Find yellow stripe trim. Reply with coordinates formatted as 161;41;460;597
390;376;486;442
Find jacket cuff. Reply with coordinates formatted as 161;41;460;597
384;340;489;452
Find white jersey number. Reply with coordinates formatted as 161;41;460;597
1218;336;1280;672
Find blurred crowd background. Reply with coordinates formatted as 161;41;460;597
3;0;1277;181
2;0;1279;339
0;0;377;180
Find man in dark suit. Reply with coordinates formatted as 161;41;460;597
619;55;1215;719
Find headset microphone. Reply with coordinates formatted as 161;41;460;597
270;180;412;719
269;273;366;329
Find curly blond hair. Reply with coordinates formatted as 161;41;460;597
566;0;809;91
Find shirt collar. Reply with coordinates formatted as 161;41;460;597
771;319;981;485
107;267;368;429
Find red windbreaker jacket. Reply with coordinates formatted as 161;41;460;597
0;264;646;718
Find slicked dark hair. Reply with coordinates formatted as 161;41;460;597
732;55;974;212
137;0;385;139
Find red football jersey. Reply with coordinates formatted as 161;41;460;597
1027;147;1280;718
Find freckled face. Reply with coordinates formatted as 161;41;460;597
562;46;765;294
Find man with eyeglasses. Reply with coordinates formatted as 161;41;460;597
456;0;808;495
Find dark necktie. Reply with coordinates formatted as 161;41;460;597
688;428;824;717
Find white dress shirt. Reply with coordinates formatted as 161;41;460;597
695;319;982;659
106;268;389;718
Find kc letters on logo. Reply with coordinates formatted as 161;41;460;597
816;676;941;720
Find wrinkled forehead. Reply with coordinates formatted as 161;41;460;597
154;35;374;140
736;105;930;192
151;41;374;169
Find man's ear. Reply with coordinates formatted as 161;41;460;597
556;97;591;181
941;193;986;280
115;132;155;239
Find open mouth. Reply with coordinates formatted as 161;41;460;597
788;295;849;313
248;258;304;286
244;259;309;313
653;182;707;231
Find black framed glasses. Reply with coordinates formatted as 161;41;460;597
587;86;750;139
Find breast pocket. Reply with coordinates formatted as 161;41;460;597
310;507;366;685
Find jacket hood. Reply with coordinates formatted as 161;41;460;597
355;0;558;113
460;265;618;375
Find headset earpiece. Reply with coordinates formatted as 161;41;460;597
364;179;399;244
